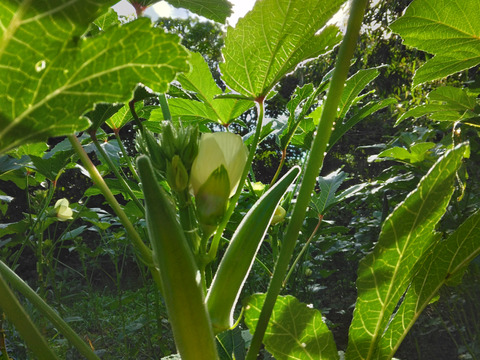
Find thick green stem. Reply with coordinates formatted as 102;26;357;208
89;132;145;215
207;99;265;261
67;135;160;285
0;272;59;360
0;261;100;360
245;1;369;358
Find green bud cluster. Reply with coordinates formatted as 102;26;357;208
137;122;199;192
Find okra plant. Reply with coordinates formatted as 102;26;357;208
0;0;479;359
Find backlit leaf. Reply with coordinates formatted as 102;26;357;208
220;0;344;98
376;210;480;359
311;169;347;215
396;86;478;125
346;143;469;360
244;294;339;360
390;0;480;87
0;1;189;154
176;52;254;125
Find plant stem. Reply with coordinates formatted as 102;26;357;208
114;131;141;183
0;261;100;360
89;131;145;215
207;99;265;261
67;135;161;286
0;312;9;360
283;214;323;288
245;1;369;358
269;148;287;186
159;94;172;121
0;272;59;360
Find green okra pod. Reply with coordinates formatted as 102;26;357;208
206;166;301;333
137;155;218;360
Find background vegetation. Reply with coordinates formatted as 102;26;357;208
1;0;479;359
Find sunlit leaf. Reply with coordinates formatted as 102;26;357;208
376;210;480;360
396;86;478;125
176;52;254;125
346;143;469;360
311;169;347;215
220;0;344;98
390;0;480;87
376;142;436;164
244;294;339;360
0;1;189;154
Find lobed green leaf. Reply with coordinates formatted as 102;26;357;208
220;0;345;98
346;143;469;360
0;1;189;154
390;0;480;87
376;209;480;359
244;294;339;360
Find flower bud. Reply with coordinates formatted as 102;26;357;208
166;155;189;192
190;132;248;198
54;198;73;221
270;205;286;225
195;165;231;226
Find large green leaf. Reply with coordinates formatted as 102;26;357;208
375;142;436;165
0;2;189;154
133;0;232;23
346;143;469;360
396;86;478;125
244;294;339;360
376;210;480;360
390;0;480;87
220;0;344;99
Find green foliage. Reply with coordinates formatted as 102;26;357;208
396;85;480;126
1;0;480;359
0;2;189;154
151;52;255;125
220;0;344;98
346;143;469;360
378;210;480;359
390;0;480;87
244;294;339;359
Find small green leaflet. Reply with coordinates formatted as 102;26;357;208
375;142;436;165
311;169;367;215
0;2;189;154
390;0;480;87
396;86;479;125
172;52;254;125
221;0;344;99
346;143;469;360
244;294;339;360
